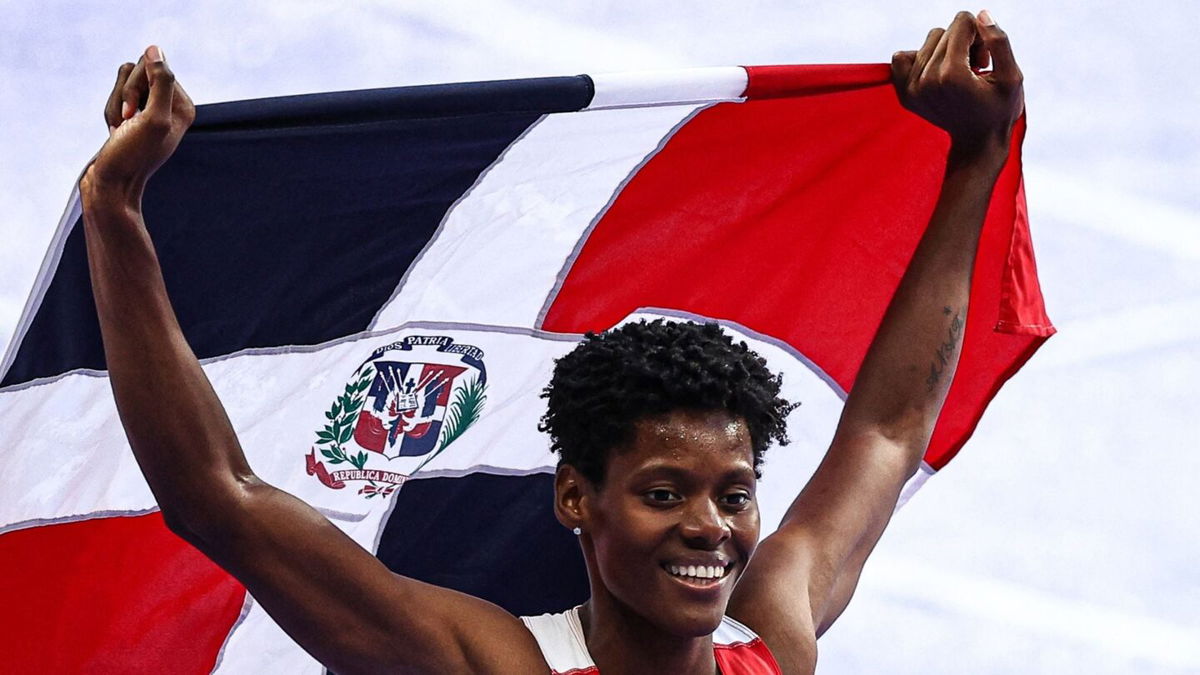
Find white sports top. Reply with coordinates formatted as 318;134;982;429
520;606;781;674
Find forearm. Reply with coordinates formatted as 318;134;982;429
835;139;1008;463
81;176;255;528
753;15;1026;644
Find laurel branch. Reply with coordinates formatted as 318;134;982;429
414;375;487;473
315;367;373;471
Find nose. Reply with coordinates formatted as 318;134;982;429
679;498;730;549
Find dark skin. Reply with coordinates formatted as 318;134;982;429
81;10;1022;675
558;410;761;674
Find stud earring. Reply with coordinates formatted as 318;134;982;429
572;527;582;536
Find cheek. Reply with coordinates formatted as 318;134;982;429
734;508;762;557
591;502;668;571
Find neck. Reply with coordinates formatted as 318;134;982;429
579;595;718;675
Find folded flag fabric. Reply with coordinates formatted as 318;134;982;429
0;64;1053;673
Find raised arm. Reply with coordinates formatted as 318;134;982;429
81;47;545;675
728;11;1024;669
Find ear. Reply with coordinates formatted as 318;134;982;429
553;464;591;532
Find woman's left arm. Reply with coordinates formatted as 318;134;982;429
728;10;1024;670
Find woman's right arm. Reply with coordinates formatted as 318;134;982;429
83;46;547;675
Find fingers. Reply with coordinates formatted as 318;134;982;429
940;11;979;68
909;27;944;85
121;56;149;121
105;63;134;130
891;50;916;92
977;10;1021;81
969;30;990;71
115;45;193;128
143;46;176;119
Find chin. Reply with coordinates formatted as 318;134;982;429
645;565;739;637
646;592;731;638
668;609;726;638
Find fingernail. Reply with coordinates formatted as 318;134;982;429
121;100;133;119
147;45;164;63
108;125;116;135
979;9;997;26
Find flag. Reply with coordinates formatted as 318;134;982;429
0;64;1053;673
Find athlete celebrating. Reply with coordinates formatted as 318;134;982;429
80;10;1023;674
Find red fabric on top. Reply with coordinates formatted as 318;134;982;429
0;513;245;674
715;638;784;674
541;64;1052;470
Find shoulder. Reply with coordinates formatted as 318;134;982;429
388;579;552;674
520;607;594;675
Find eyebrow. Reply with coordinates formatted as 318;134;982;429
631;461;756;484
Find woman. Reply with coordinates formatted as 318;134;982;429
81;10;1022;673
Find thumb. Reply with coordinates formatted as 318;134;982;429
143;45;176;118
977;10;1020;80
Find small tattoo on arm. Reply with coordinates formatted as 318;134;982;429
926;306;964;392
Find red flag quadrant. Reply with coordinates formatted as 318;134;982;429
0;513;245;674
542;64;1053;469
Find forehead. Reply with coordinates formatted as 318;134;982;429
611;409;754;477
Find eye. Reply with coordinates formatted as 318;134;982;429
645;488;681;504
722;492;752;508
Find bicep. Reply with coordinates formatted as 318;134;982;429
783;430;915;574
731;431;918;643
182;479;547;674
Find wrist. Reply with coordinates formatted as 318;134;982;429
946;131;1010;174
80;165;145;220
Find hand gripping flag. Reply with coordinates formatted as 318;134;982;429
0;64;1053;673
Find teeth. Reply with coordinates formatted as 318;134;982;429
666;564;727;580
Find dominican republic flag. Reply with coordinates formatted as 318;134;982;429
0;64;1053;673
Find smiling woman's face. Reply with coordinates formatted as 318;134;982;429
578;409;761;637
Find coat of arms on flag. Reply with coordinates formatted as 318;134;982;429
305;335;488;497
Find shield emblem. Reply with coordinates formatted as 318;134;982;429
354;361;467;458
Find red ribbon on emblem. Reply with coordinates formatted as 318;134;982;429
305;448;347;489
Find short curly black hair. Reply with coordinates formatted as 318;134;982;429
539;319;796;485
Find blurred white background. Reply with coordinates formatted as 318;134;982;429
2;1;1197;672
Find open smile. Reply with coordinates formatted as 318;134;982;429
661;562;733;589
